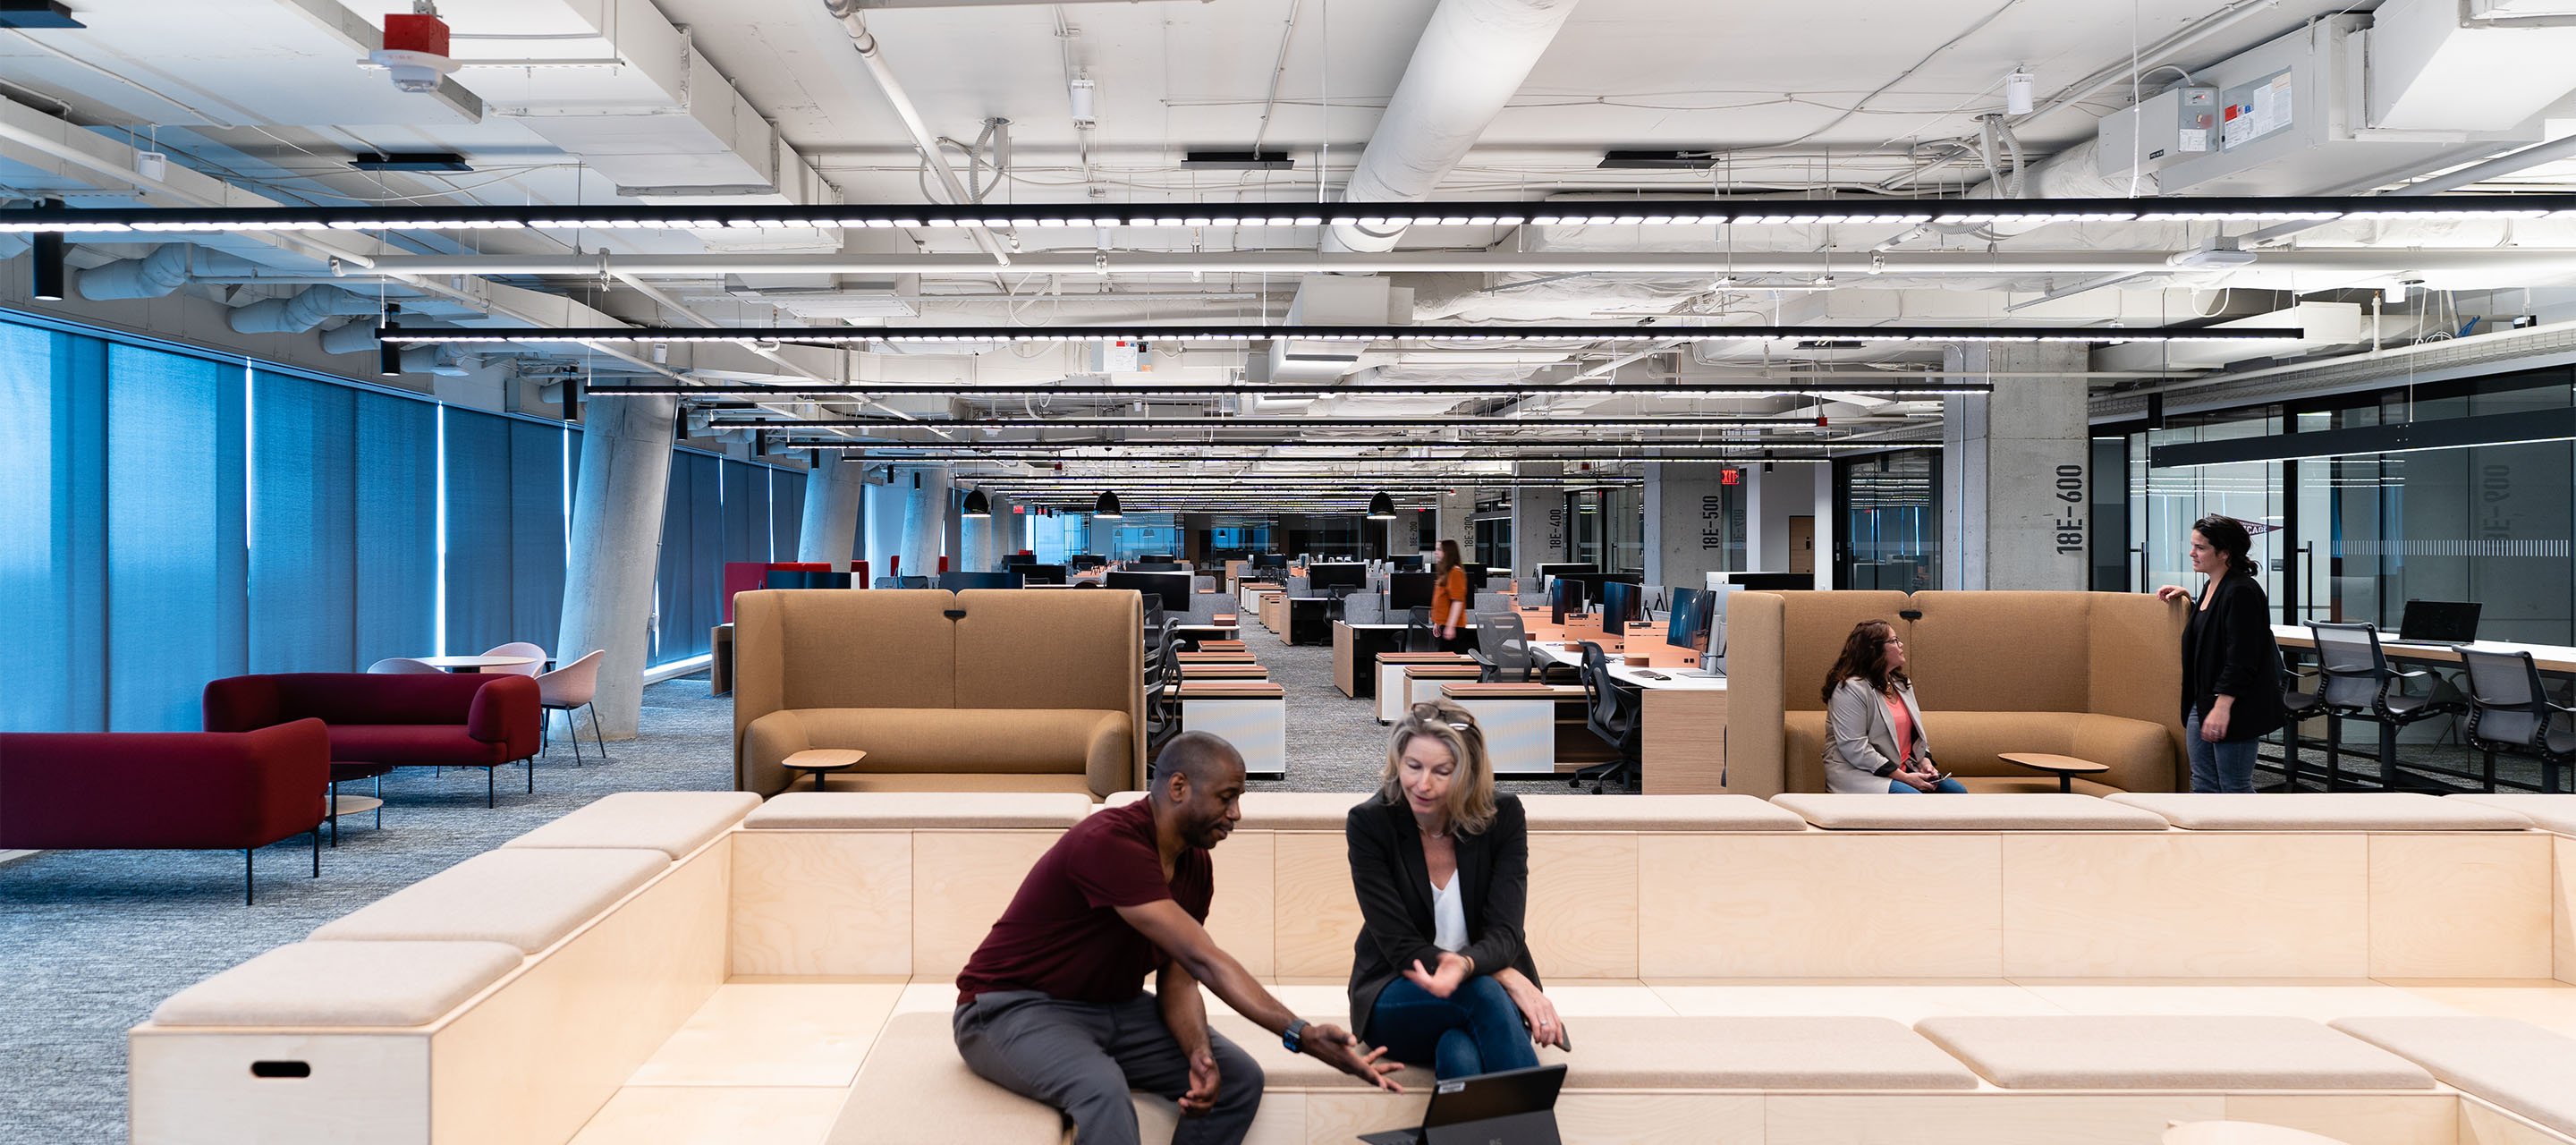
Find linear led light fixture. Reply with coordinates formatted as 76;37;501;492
13;194;2576;233
589;380;1994;399
731;415;1824;429
400;324;2294;348
784;439;1938;453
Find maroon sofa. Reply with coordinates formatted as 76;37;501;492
203;673;544;808
0;718;332;903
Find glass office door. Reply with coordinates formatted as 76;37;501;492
1834;450;1940;591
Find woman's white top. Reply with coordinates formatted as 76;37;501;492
1430;873;1468;952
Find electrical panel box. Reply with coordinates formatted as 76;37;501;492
2096;85;2218;181
1088;339;1146;374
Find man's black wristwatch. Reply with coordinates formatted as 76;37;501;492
1281;1018;1309;1054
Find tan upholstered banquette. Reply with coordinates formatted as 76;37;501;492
730;589;1145;797
1725;589;2188;796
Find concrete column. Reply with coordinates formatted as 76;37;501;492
557;395;676;741
1643;462;1737;590
1743;462;1823;581
901;465;952;575
864;476;908;576
962;491;1013;572
1436;489;1476;557
1508;464;1569;578
795;458;867;566
1942;344;2090;590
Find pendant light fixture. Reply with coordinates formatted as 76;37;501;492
1094;490;1123;518
1366;491;1398;520
960;488;992;517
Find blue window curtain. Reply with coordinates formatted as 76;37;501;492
107;344;247;731
508;420;570;653
353;389;438;668
722;459;769;565
772;468;806;562
0;321;106;732
655;450;724;665
440;408;513;656
249;371;359;674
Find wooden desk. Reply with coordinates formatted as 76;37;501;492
1180;663;1270;681
1177;681;1286;780
1335;622;1408;698
1442;682;1598;776
1176;651;1258;665
1401;663;1488;722
1377;652;1478;723
1529;640;1732;794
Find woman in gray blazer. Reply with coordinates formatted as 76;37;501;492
1822;619;1966;794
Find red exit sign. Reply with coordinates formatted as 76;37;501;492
1720;468;1742;486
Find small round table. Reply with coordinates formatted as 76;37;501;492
1999;752;2111;793
782;749;868;791
411;655;545;674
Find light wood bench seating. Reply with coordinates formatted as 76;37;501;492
310;848;670;953
832;1011;1062;1144
2331;1017;2576;1138
502;791;762;858
1915;1015;2436;1090
2442;793;2576;836
743;790;1091;830
2107;792;2535;831
1772;792;2172;831
148;940;524;1029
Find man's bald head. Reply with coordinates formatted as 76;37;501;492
1151;732;1246;803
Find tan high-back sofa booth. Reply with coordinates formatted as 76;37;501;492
731;588;1145;798
1727;589;2188;795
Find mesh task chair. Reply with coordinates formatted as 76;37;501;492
2308;622;2463;790
2275;664;2326;792
1469;611;1536;683
2457;646;2576;793
1569;640;1640;793
896;575;931;589
1402;606;1440;653
1144;616;1185;747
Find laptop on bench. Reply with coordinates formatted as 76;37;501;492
2389;599;2482;646
1358;1064;1566;1145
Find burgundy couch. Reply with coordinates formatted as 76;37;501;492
203;673;544;808
0;718;332;903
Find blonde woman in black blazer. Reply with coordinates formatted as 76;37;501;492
1344;700;1566;1080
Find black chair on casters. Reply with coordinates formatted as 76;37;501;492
2271;664;2326;792
2308;621;2462;790
1402;606;1439;653
2456;646;2576;793
1469;611;1536;683
1568;640;1640;794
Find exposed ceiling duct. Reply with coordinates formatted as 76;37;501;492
1321;0;1583;254
228;286;390;335
75;244;262;301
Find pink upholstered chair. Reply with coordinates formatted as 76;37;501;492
366;657;442;674
536;649;608;765
480;642;548;677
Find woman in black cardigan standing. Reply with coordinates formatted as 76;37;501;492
1344;700;1566;1080
2156;513;2289;793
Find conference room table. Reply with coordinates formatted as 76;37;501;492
1514;607;1733;795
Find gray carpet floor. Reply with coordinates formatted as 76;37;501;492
3;617;2552;1142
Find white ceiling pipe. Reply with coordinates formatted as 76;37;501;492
228;286;389;335
820;0;1013;267
359;248;2576;278
77;244;267;301
1322;0;1585;254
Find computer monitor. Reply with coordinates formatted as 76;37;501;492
938;572;1013;590
1390;554;1427;570
1136;554;1177;566
1387;572;1436;612
1253;553;1287;570
1069;554;1107;571
1016;564;1067;586
1665;588;1709;653
1128;562;1185;572
1462;563;1493;590
2397;599;2482;643
1105;570;1191;613
1548;575;1586;626
1307;563;1367;591
1598;581;1642;638
1001;554;1038;568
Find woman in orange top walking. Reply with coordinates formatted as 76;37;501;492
1429;539;1472;652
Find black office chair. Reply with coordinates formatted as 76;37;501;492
2457;646;2576;793
870;577;898;589
1469;610;1535;683
2308;621;2462;790
895;575;931;589
1142;616;1183;746
1402;606;1439;653
1569;640;1640;794
2275;663;2325;792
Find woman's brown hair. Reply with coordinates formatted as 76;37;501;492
1435;539;1462;580
1820;619;1909;703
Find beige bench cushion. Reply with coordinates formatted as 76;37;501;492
503;792;760;858
2331;1017;2576;1137
1915;1016;2435;1090
1771;793;2170;831
2449;793;2576;837
1213;1014;1976;1090
2109;792;2532;831
1518;793;1808;832
310;848;667;954
152;941;523;1028
1105;790;1367;831
834;1011;1062;1143
746;791;1090;830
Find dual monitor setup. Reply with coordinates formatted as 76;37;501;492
1535;563;1805;680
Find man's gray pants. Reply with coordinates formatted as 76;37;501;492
954;990;1266;1145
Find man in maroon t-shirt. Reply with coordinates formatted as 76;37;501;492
954;733;1401;1143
